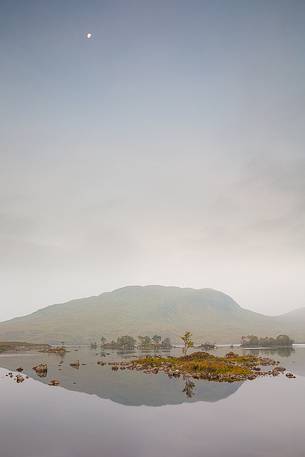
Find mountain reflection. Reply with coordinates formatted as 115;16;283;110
0;347;243;406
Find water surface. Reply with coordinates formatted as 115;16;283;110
0;346;304;456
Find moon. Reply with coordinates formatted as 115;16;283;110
85;32;92;39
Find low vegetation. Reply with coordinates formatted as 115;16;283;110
109;351;288;382
40;345;67;354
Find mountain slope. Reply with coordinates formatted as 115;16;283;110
274;307;305;342
0;285;303;344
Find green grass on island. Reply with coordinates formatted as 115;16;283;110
126;351;284;382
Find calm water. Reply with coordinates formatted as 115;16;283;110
0;345;304;457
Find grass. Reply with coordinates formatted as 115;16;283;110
132;351;277;381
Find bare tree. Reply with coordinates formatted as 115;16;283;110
181;331;194;355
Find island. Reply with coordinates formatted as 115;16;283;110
107;351;292;382
240;334;294;348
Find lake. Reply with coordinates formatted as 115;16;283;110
0;345;304;456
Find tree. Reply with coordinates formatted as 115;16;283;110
276;335;294;347
152;335;161;348
240;335;259;347
182;378;195;398
138;336;145;347
181;331;194;355
117;335;136;349
241;334;293;348
138;336;151;347
100;337;107;347
161;337;172;349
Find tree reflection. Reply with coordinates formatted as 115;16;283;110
182;378;196;398
245;347;295;358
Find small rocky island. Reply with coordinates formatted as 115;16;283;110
240;334;294;348
107;351;294;382
0;341;50;353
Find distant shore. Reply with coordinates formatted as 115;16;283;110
0;342;50;353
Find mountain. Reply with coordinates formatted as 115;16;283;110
0;285;304;344
274;307;305;342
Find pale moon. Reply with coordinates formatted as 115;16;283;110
85;32;92;39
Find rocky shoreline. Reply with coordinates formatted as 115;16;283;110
105;351;296;382
4;351;297;387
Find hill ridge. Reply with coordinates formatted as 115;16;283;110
0;285;304;344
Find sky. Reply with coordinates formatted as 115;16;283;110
1;0;305;321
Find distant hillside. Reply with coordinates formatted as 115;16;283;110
0;285;304;344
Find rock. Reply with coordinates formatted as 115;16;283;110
16;367;24;372
247;374;257;380
286;372;296;379
33;364;48;377
42;346;67;354
48;379;60;386
112;366;119;371
16;374;25;383
226;352;238;358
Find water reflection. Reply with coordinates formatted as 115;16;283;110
1;345;304;405
182;378;196;398
1;365;304;457
0;347;242;406
245;347;295;357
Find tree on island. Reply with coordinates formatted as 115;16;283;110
152;335;161;349
241;334;294;348
181;331;194;355
161;337;172;349
117;335;136;350
138;336;152;348
100;336;107;347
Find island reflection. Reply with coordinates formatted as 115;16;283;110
0;347;243;406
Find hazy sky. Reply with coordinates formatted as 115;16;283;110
1;0;305;321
